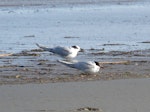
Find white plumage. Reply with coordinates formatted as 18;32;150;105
36;43;81;59
58;60;101;73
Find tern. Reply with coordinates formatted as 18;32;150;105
58;60;101;73
36;43;81;59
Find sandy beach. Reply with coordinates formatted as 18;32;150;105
0;0;150;112
1;79;150;112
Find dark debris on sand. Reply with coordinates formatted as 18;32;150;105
0;49;150;85
76;107;102;112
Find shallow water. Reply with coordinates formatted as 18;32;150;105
0;4;150;56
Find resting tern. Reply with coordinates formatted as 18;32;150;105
58;60;101;73
36;43;81;59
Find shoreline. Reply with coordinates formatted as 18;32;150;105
0;1;150;112
0;0;149;8
0;48;149;85
0;0;149;85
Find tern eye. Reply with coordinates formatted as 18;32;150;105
72;46;78;49
95;61;100;66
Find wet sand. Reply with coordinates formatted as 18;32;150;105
1;78;150;112
0;48;150;85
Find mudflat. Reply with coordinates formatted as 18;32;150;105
0;1;150;112
0;49;150;85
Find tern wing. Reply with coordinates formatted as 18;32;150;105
52;47;72;57
75;61;100;73
74;62;94;70
58;60;96;73
36;43;71;57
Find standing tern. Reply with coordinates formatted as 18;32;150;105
36;43;81;59
58;60;101;73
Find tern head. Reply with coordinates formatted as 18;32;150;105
94;61;104;68
72;45;81;51
72;45;84;52
94;61;101;66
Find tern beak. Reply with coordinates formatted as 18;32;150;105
100;64;104;68
79;48;84;52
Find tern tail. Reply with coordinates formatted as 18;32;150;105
36;43;52;52
57;60;75;68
